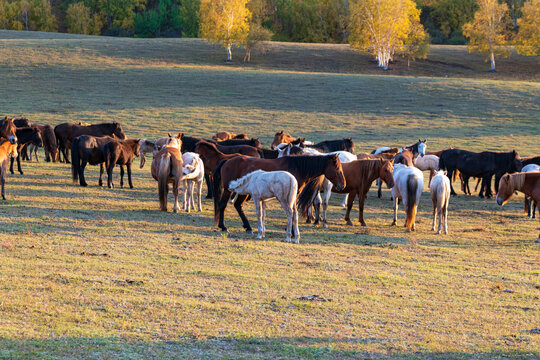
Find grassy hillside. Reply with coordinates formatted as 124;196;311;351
0;31;539;359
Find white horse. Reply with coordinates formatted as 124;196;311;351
277;143;356;207
228;170;300;243
181;152;205;213
391;164;424;231
522;164;540;218
414;154;439;187
429;170;450;234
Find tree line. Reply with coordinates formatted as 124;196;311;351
0;0;538;69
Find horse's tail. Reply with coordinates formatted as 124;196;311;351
524;196;530;214
438;153;446;171
71;137;80;183
405;174;419;230
213;159;227;225
297;176;324;218
453;169;460;183
158;153;171;211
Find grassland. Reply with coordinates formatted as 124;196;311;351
0;31;539;359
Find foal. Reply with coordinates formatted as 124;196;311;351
181;152;205;213
104;138;140;189
228;170;300;243
429;170;450;234
0;140;18;200
151;135;183;212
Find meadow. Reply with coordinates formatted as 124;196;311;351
0;31;539;359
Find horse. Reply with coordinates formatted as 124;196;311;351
103;138;140;189
181;152;205;213
208;141;261;158
259;148;279;159
298;138;355;153
151;135;184;212
271;131;298;149
228;170;300;243
195;140;248;199
54;122;126;163
393;148;414;166
10;127;42;175
429;170;451;234
213;154;346;233
212;138;262;148
299;159;394;228
414;154;439;187
496;172;540;243
372;139;426;158
521;164;540;218
12;118;31;127
71;135;115;187
0;117;17;144
439;149;522;198
522;156;540;166
22;124;59;162
138;139;158;168
212;132;249;141
391;164;424;231
0;140;18;200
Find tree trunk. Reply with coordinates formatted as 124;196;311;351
407;58;410;70
226;45;232;62
490;51;496;72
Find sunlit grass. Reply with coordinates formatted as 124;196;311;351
0;31;538;359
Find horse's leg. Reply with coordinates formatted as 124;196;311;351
442;200;448;235
344;192;355;226
377;178;382;199
217;189;232;232
261;200;267;239
533;201;537;219
1;168;5;200
205;173;213;199
341;194;348;208
107;163;115;189
186;181;193;213
313;192;321;227
127;164;133;189
189;182;195;210
119;165;124;188
292;206;300;244
281;200;292;243
358;192;367;226
255;198;263;239
431;193;437;232
33;145;39;162
9;156;15;175
172;178;180;213
196;180;203;211
448;170;457;196
234;194;252;233
182;180;188;211
478;176;487;198
391;195;398;226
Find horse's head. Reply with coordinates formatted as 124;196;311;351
496;174;515;206
289;145;304;156
251;138;262;148
345;138;355;153
235;133;249;140
418;139;427;157
511;150;522;172
271;131;285;149
113;122;126;139
325;154;345;191
1;117;18;144
379;160;394;189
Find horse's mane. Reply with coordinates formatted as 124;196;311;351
40;125;57;154
229;170;264;190
357;158;383;179
197;140;225;155
507;173;525;192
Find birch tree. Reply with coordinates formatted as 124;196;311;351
199;0;251;62
462;0;509;71
348;0;423;70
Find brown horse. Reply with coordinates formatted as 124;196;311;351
212;132;249;141
71;135;116;187
213;154;346;233
151;135;183;212
55;122;126;163
26;124;59;162
356;152;395;161
0;117;17;144
0;139;18;200
496;172;540;242
10;127;42;175
299;159;394;227
271;131;298;149
104;138;140;189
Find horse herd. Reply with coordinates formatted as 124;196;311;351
1;117;539;243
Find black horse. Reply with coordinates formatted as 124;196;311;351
439;149;522;198
297;138;355;153
71;135;115;187
10;127;42;175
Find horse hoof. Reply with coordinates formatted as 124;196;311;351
323;223;328;229
346;220;353;226
535;238;540;243
246;229;253;234
390;221;396;226
360;222;367;227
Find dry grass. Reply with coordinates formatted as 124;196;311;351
0;31;539;359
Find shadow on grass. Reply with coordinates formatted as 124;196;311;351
0;337;536;359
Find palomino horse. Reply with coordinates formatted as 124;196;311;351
0;117;17;144
54;122;126;163
521;164;540;218
151;135;183;212
414;154;439;187
429;170;451;234
496;172;540;243
0;139;18;200
212;132;249;141
181;152;205;213
228;170;300;243
299;159;394;227
103;138;140;189
391;164;424;231
213;154;346;233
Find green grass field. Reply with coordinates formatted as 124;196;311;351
0;31;539;359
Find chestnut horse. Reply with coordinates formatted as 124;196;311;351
213;132;249;141
0;117;17;144
271;131;298;149
151;135;183;212
299;159;394;227
0;139;18;200
496;172;540;242
213;154;346;233
104;138;140;189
